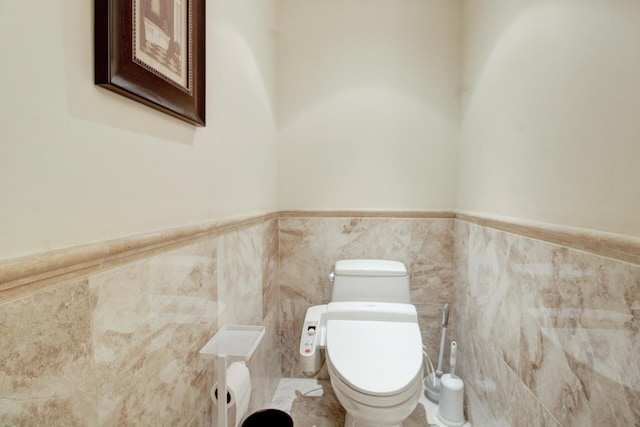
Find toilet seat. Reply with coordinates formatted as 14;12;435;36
327;360;423;408
325;319;423;397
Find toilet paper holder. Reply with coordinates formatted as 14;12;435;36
200;325;266;427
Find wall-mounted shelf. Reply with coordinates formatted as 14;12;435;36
200;325;265;360
200;325;265;427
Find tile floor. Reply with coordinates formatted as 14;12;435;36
268;378;471;427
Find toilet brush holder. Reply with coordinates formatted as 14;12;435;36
437;373;465;427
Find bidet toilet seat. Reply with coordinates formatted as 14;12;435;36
300;260;424;427
325;318;423;398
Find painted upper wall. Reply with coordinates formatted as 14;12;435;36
458;0;640;237
0;1;278;259
277;0;461;211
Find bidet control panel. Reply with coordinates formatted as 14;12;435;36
300;305;327;375
301;321;318;354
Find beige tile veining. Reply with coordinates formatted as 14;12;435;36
89;239;218;426
409;219;455;304
0;279;97;426
0;215;282;425
262;218;280;319
218;225;263;326
454;219;640;427
516;236;640;426
2;211;636;426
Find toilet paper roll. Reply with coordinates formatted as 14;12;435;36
211;362;252;427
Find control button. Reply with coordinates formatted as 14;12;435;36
305;349;311;353
308;329;316;336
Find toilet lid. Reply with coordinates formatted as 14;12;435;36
326;319;423;396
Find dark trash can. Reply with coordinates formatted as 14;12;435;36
242;409;293;427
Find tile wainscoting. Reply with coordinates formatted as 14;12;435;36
278;211;639;426
0;213;281;426
1;210;638;426
453;218;639;426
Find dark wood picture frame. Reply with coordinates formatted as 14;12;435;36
95;0;205;126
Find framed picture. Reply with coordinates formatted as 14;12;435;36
95;0;205;126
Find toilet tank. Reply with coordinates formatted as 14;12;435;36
330;259;410;303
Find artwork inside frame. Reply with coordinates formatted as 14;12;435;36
95;0;205;126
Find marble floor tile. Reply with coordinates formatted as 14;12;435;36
269;378;472;427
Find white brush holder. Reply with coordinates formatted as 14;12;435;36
437;373;465;427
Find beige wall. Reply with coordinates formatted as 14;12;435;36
5;0;637;261
0;0;278;260
458;0;640;237
277;0;461;211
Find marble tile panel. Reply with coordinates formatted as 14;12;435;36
453;220;469;272
279;217;412;304
262;218;280;319
202;218;284;426
457;211;640;265
517;237;640;426
89;239;218;426
409;219;455;305
246;307;282;414
456;218;640;427
452;221;472;381
278;217;326;303
502;375;561;427
218;224;263;326
462;335;519;427
1;215;281;427
464;223;522;374
0;212;278;300
323;218;412;267
0;279;96;426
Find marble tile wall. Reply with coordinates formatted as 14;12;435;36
0;217;281;426
4;212;636;426
453;220;640;427
278;215;456;378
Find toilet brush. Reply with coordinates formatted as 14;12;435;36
424;304;448;403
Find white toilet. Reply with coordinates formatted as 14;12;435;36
300;259;424;427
